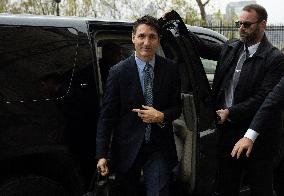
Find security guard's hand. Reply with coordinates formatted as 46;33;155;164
97;158;109;176
231;137;254;159
132;105;164;123
216;108;229;124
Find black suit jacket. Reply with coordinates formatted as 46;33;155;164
96;54;181;173
250;75;284;133
249;76;284;162
215;37;284;158
188;30;284;158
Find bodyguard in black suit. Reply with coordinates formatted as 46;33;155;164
213;5;284;196
233;75;284;196
248;76;284;137
186;4;284;196
96;15;181;196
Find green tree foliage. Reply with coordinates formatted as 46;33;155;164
0;0;206;25
64;0;77;16
0;0;8;13
96;0;122;19
0;0;94;16
152;0;204;25
60;0;94;16
185;7;202;25
1;0;57;15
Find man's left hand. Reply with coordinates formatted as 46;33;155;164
132;105;164;123
216;108;229;124
231;137;254;159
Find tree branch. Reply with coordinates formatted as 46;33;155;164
202;0;210;7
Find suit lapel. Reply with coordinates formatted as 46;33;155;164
124;55;165;106
125;55;145;104
153;55;164;106
235;37;269;96
214;42;243;89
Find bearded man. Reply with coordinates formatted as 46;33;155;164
211;4;284;196
186;3;284;196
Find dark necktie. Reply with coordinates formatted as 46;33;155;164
232;46;249;90
144;63;154;143
225;46;249;107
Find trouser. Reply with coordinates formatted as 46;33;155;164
116;143;172;196
217;157;274;196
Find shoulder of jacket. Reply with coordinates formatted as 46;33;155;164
227;38;239;44
259;42;284;64
224;38;241;48
156;55;176;66
111;56;133;71
270;46;284;58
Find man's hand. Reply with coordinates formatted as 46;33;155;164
97;158;108;176
216;109;229;124
231;137;254;159
132;105;164;123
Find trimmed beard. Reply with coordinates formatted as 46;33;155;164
239;25;260;45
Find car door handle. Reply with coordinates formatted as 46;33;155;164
80;83;88;88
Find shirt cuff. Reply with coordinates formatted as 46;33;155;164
244;129;259;142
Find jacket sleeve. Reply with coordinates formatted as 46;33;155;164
186;28;223;61
161;61;182;124
228;55;284;123
95;65;120;159
249;75;284;134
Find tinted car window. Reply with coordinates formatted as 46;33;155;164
0;26;78;102
201;58;217;84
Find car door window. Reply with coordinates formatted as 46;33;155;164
0;26;79;102
201;58;217;85
193;32;227;85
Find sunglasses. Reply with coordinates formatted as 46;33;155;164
235;21;259;28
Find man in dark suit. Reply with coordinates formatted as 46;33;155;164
211;4;284;196
232;75;284;196
185;4;284;196
96;15;181;196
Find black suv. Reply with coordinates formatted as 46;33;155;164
0;11;282;196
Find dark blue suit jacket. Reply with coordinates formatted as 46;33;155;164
96;54;181;173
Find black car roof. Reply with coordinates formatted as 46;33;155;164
0;14;227;42
0;14;133;33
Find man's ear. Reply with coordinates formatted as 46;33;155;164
132;33;135;43
260;20;267;30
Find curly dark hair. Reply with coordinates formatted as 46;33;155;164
132;15;161;37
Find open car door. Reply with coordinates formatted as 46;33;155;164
158;11;218;195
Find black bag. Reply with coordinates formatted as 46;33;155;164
84;170;117;196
